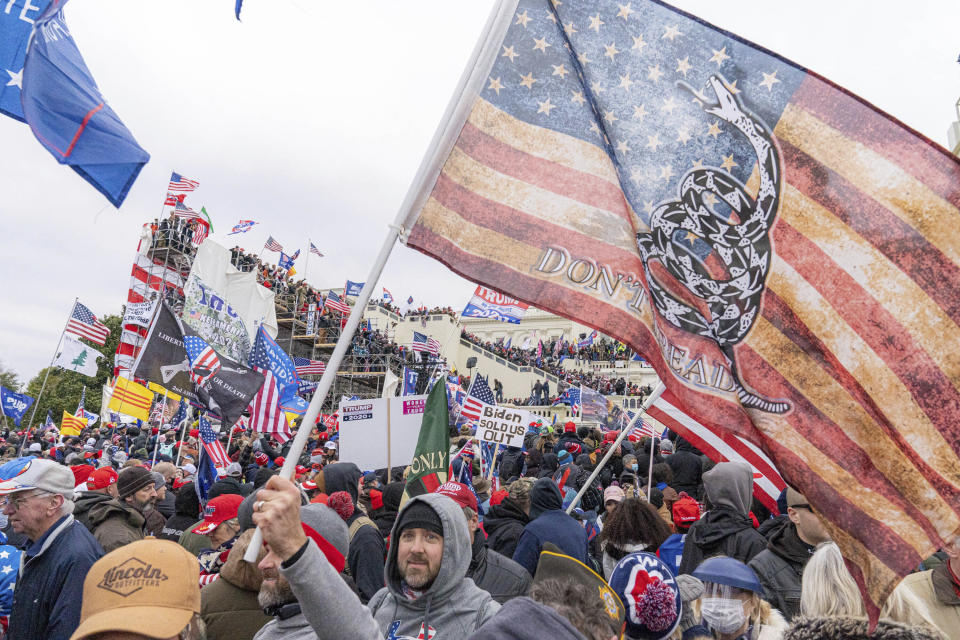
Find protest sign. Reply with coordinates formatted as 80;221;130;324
474;405;530;448
338;395;428;471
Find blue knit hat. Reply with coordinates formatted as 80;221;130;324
608;552;681;640
691;556;763;594
556;449;572;464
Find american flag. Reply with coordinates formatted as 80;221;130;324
192;221;209;246
198;416;231;468
247;329;292;443
382;287;394;303
66;301;110;345
309;242;324;257
647;390;786;514
626;416;662;440
183;334;222;387
399;0;960;615
293;357;326;375
324;291;351;314
552;387;581;413
172;200;203;223
411;331;441;356
167;172;199;192
264;236;283;252
461;375;495;421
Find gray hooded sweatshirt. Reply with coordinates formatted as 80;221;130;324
258;493;499;640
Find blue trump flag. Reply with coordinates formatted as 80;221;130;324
249;325;308;414
402;367;419;396
278;252;296;270
194;441;218;506
345;280;365;297
0;387;34;426
20;0;149;207
0;0;50;121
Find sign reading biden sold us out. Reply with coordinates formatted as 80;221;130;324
475;405;531;448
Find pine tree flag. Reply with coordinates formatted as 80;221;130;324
401;381;450;506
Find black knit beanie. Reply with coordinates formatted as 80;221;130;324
395;500;443;537
117;466;154;499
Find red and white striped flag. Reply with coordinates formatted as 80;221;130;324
66;301;110;345
646;391;786;515
199;417;231;468
167;172;199;192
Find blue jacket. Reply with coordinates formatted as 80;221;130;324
9;515;104;640
511;479;588;576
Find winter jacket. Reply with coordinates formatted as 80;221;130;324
512;479;589;576
667;437;704;498
483;498;530;559
88;498;147;553
155;486;176;518
748;519;813;620
367;493;501;638
72;490;113;531
882;562;960;640
371;481;403;540
783;616;946;640
679;462;767;574
9;515;103;640
160;513;197;543
201;535;271;640
322;462;385;603
601;541;648;580
208;475;252;499
467;531;531;603
469;596;589;640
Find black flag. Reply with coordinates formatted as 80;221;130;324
133;303;264;428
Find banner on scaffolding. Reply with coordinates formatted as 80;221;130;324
306;302;317;336
461;286;529;324
182;273;252;364
338;396;427;470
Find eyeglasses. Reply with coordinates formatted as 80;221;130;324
0;491;53;511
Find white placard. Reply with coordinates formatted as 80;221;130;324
338;395;429;470
475;404;529;448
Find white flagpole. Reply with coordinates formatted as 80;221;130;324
565;382;665;514
245;223;403;561
24;298;78;433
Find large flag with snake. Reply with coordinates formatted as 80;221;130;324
396;0;960;618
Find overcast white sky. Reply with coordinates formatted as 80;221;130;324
1;0;958;384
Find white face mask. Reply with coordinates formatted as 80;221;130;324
701;597;747;635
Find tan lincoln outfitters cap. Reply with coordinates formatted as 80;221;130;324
69;538;200;640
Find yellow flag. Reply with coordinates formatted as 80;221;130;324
60;411;86;436
108;376;154;422
147;382;181;402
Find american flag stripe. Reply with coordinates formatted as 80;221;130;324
248;369;291;443
401;1;960;617
646;392;784;513
167;173;199;192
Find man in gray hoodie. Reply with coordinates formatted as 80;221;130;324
252;475;500;639
678;461;767;574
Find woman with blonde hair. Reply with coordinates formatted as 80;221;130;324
784;542;947;639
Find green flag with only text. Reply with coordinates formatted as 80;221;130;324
401;381;449;505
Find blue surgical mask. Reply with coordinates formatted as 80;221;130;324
631;464;638;472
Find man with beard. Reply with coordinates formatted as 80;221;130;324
252;497;352;639
251;476;500;639
89;466;158;552
0;458;103;640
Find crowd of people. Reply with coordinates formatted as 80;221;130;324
148;214;206;258
0;413;953;640
461;331;650;402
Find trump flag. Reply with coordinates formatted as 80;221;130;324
397;0;960;617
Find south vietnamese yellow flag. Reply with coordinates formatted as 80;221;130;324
108;376;154;422
60;412;86;436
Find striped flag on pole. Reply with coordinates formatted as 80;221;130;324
324;291;350;314
292;357;326;376
646;390;786;514
264;236;283;252
396;0;960;617
66;302;111;345
247;327;292;443
198;416;231;468
411;331;441;356
167;172;199;192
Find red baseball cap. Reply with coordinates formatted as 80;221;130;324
564;421;576;433
71;464;96;488
672;492;701;529
88;467;119;490
434;481;478;513
254;452;269;466
192;494;244;535
604;431;619;443
274;456;285;467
